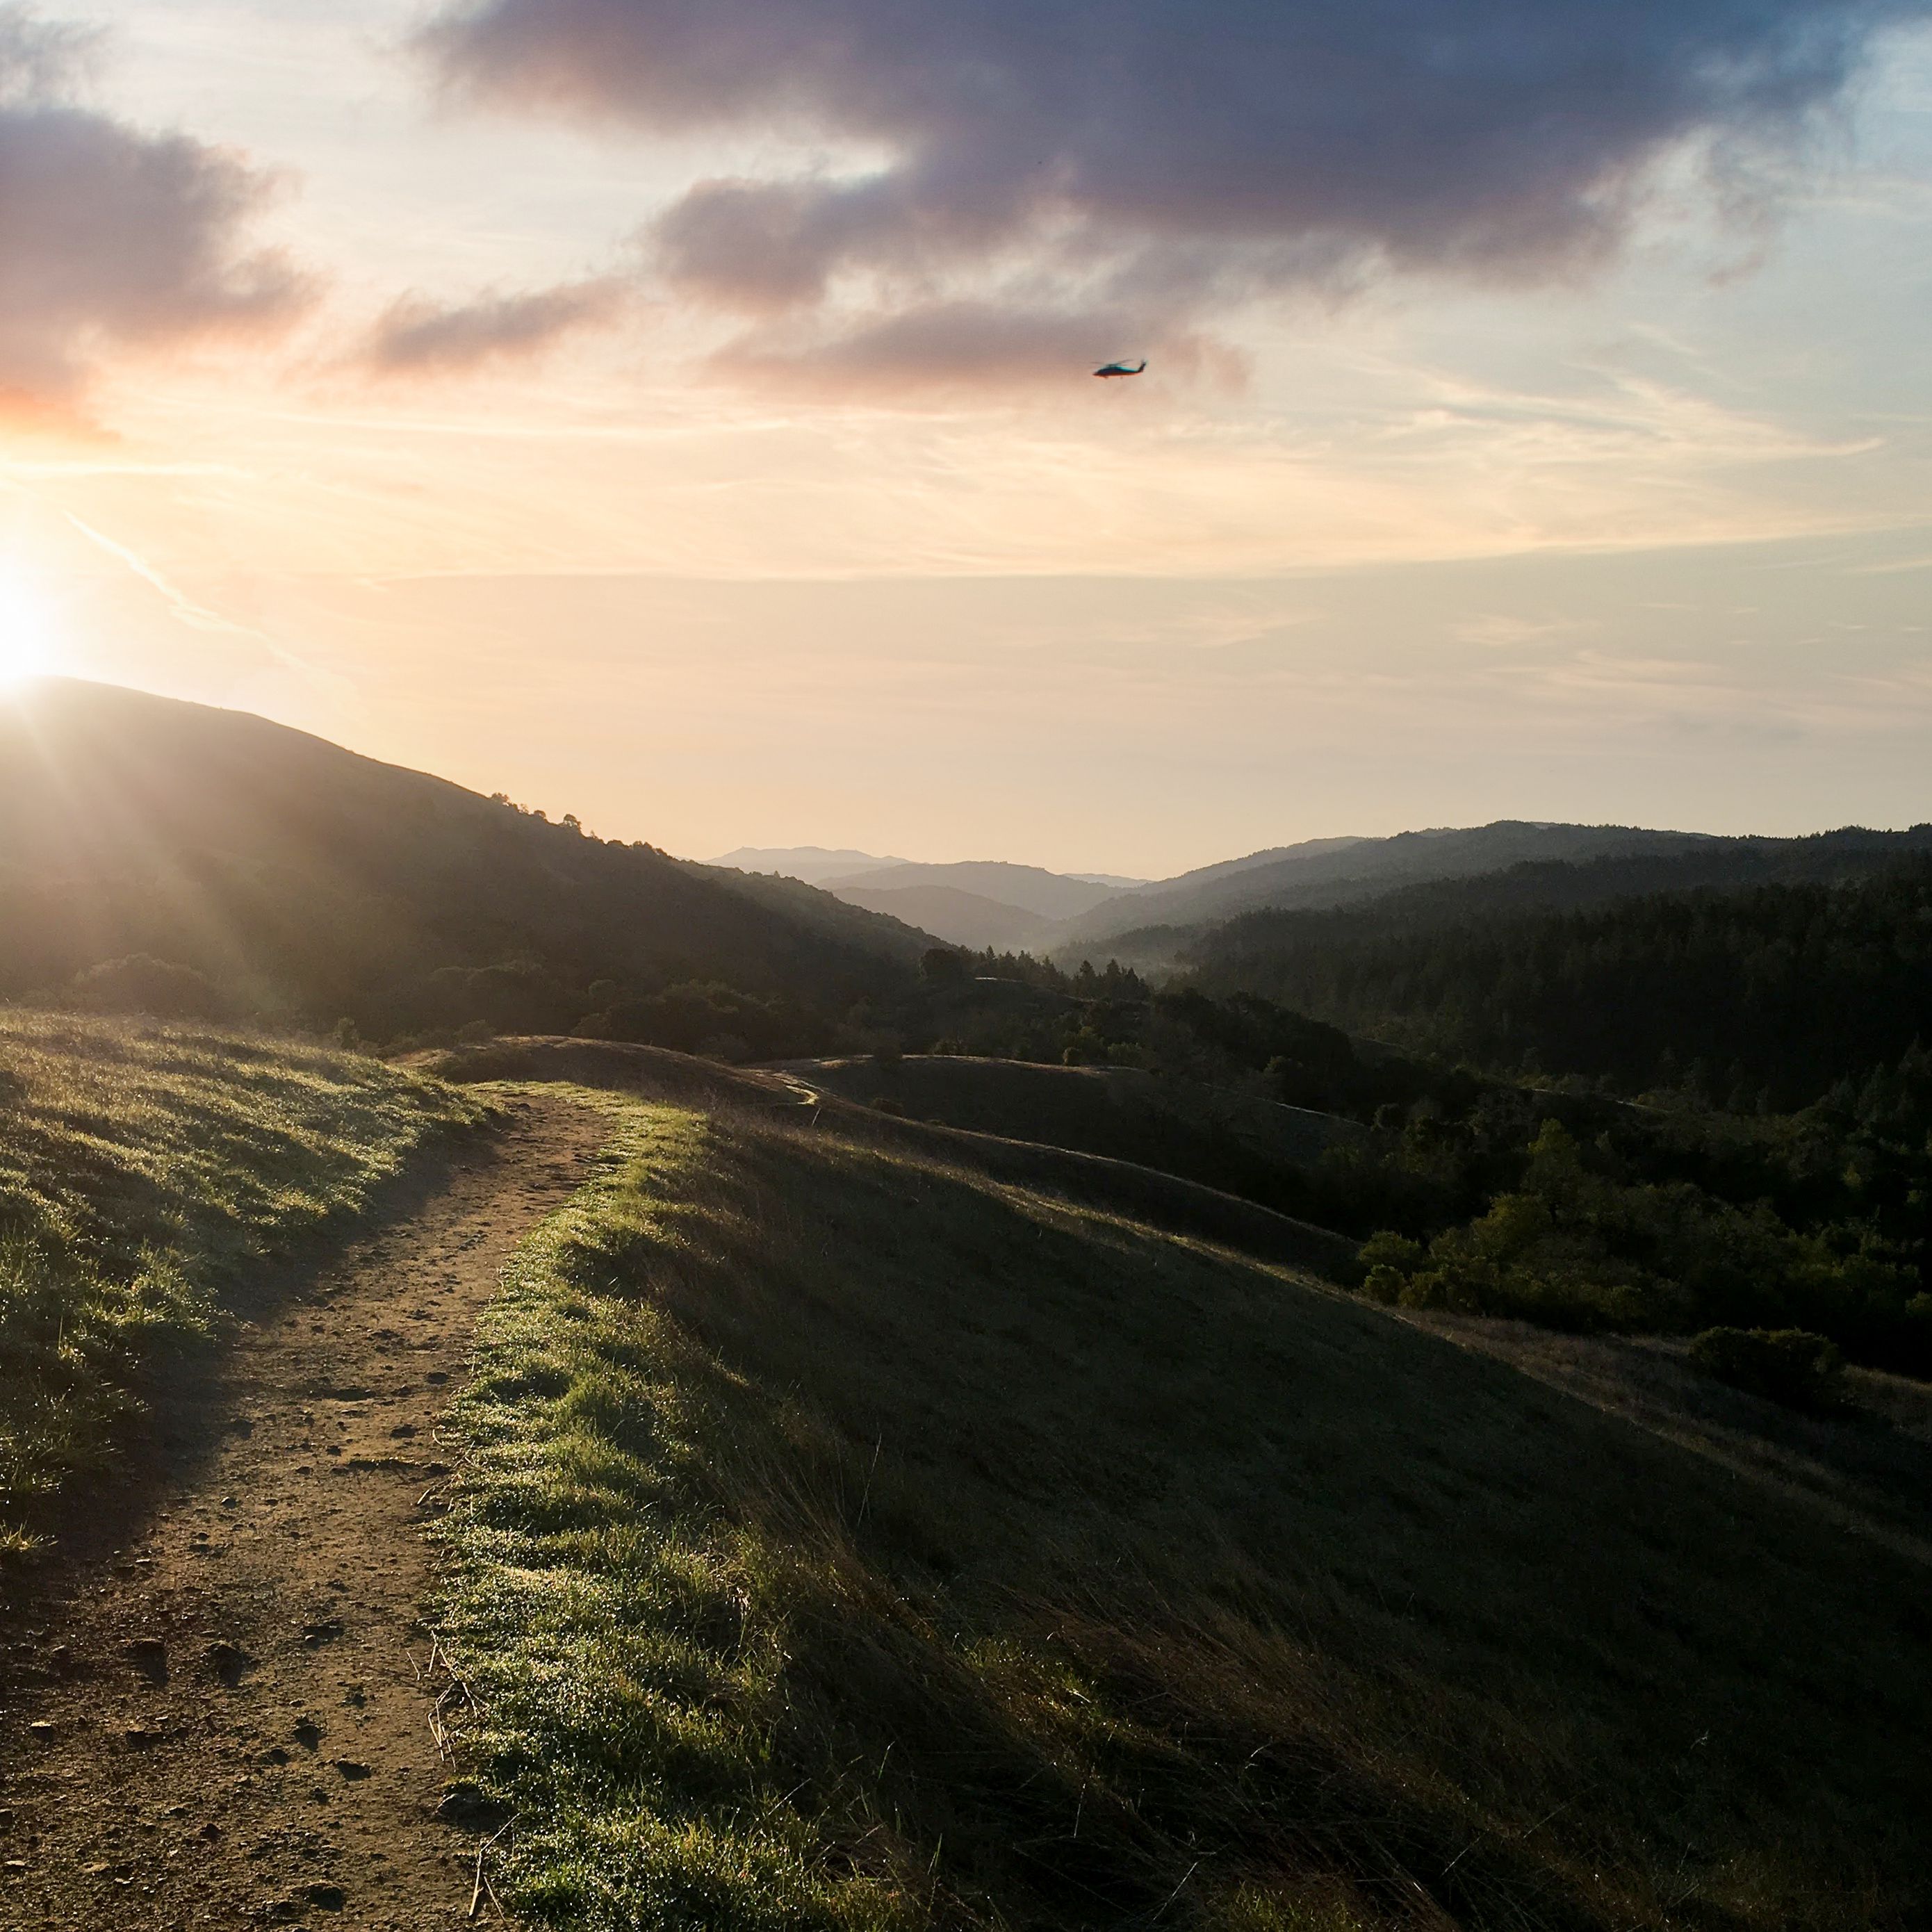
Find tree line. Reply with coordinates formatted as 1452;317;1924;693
1184;859;1932;1109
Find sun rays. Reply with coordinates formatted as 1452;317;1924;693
0;565;62;689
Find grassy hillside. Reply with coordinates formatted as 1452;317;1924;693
414;1038;1359;1274
0;680;924;1038
0;1008;484;1544
796;1050;1352;1169
436;1084;1930;1932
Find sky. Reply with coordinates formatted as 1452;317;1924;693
1;0;1929;878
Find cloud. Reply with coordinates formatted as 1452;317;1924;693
422;0;1930;388
0;5;311;420
712;302;1242;399
359;277;633;375
0;3;90;92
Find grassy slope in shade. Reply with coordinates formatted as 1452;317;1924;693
0;1009;486;1539
436;1090;1929;1932
794;1053;1352;1168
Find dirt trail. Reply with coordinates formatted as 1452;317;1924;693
0;1092;607;1931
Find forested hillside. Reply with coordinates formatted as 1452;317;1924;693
1052;823;1932;971
1050;820;1725;952
1158;861;1932;1373
1185;858;1932;1106
0;681;924;1042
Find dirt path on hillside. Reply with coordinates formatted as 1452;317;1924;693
0;1093;607;1931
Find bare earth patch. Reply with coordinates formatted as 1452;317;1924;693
0;1092;607;1931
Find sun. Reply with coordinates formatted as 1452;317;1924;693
0;566;62;688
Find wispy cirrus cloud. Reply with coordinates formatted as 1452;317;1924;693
419;0;1932;395
0;3;313;422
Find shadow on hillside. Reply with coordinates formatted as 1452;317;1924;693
459;1092;1932;1931
413;1035;1361;1275
1400;1312;1932;1564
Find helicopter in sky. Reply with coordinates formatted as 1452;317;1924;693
1092;359;1147;378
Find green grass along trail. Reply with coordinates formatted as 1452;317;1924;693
0;1092;607;1929
425;1056;1927;1932
0;1036;1925;1932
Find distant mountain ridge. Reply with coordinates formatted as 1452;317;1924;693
1129;835;1370;896
1191;830;1932;949
821;860;1127;923
1045;821;1726;956
710;846;910;885
713;848;1149;949
1179;834;1932;1102
707;821;1932;967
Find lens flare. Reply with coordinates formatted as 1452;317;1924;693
0;568;60;687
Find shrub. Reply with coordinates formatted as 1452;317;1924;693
1361;1265;1407;1304
72;955;227;1020
1689;1327;1844;1409
591;982;824;1059
417;960;577;1035
1398;1267;1487;1315
1356;1230;1425;1278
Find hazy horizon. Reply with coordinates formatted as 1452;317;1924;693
1;0;1928;876
20;668;1932;888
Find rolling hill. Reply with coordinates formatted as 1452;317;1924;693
1184;846;1932;1103
787;1048;1358;1172
710;851;1140;950
818;880;1055;949
426;1045;1932;1932
4;1015;1929;1927
821;859;1130;922
0;680;927;1036
1045;821;1726;958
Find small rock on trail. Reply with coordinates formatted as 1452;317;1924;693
120;1638;168;1684
0;1093;607;1929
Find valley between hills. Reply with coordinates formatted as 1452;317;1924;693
1;679;1929;1932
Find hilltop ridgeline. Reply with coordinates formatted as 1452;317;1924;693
721;821;1932;965
0;680;928;1042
